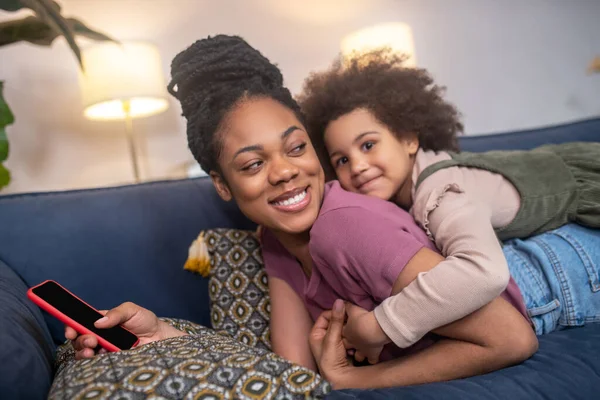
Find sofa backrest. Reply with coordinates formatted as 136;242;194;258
1;116;598;345
459;117;600;151
0;178;255;344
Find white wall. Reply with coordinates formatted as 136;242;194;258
1;0;599;194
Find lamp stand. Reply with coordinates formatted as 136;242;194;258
122;100;141;183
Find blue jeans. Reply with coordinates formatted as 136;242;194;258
503;224;600;335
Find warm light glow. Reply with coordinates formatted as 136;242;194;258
79;42;169;120
588;56;600;74
341;23;416;66
83;98;168;120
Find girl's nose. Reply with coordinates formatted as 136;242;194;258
350;158;369;176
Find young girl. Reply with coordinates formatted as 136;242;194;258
67;35;538;389
298;49;600;351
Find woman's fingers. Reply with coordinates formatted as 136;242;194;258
73;334;97;351
94;303;139;328
313;310;333;331
75;347;96;360
324;300;345;348
65;326;78;340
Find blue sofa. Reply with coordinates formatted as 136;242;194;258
1;117;599;399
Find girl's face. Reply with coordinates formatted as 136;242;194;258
324;108;418;206
211;97;325;235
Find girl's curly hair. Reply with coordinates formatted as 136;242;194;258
297;49;463;172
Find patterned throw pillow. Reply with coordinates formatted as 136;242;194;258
204;229;272;351
50;319;330;399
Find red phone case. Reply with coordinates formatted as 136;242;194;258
27;280;139;352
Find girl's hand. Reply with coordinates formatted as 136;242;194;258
64;302;187;360
342;303;390;364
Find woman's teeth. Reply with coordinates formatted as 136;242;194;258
275;190;307;206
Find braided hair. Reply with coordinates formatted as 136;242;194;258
168;35;303;173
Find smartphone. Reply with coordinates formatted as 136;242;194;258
27;280;139;352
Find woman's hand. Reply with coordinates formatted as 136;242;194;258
64;302;187;360
309;299;357;388
343;303;389;364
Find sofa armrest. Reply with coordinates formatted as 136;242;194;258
0;260;55;399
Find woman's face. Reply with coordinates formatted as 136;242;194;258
211;97;325;235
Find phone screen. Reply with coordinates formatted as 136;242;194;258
32;281;138;350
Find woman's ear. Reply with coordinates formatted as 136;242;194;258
210;171;233;201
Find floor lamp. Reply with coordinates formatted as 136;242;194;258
341;22;416;67
589;56;600;74
78;42;169;183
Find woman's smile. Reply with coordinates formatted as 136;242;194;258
270;186;311;213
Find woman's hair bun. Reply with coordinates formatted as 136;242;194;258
168;35;283;110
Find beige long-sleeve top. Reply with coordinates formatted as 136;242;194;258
373;149;525;348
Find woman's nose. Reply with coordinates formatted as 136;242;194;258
269;156;299;185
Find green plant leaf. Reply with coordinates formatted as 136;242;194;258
0;0;26;12
0;82;13;163
0;16;54;46
19;0;82;68
0;127;8;162
0;82;10;187
0;16;115;47
70;18;115;42
0;162;10;189
0;82;15;128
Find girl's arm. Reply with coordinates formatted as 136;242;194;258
325;247;538;389
269;276;317;371
376;187;511;348
328;296;537;389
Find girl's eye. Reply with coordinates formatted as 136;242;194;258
242;161;263;172
335;157;349;167
362;141;375;151
290;143;307;155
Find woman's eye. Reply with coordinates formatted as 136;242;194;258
290;143;307;154
335;157;349;167
362;141;375;151
242;161;263;172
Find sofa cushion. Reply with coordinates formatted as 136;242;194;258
0;260;55;399
205;229;272;351
50;319;330;399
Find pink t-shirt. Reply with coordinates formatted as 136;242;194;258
263;181;437;360
262;181;528;359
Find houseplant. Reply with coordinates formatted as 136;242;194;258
0;0;114;189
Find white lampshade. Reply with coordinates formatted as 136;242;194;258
341;22;416;67
79;42;169;120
